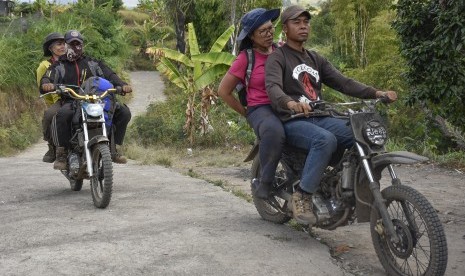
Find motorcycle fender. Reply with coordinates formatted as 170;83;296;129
371;151;429;168
243;140;259;162
355;151;429;222
87;136;109;149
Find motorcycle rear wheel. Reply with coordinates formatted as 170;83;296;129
370;185;447;276
90;143;113;208
251;155;292;224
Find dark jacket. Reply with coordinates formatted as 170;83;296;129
265;44;377;121
40;55;127;96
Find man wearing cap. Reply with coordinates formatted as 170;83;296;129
37;32;67;163
265;5;398;225
40;30;132;170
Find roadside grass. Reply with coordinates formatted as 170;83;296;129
125;141;253;203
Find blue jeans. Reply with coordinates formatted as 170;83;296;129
247;105;285;185
283;116;354;193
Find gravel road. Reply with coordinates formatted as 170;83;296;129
0;71;347;276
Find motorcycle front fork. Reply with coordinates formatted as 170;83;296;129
355;143;401;243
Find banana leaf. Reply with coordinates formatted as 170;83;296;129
191;52;235;66
147;47;193;67
194;63;231;89
187;23;202;80
209;25;235;53
156;57;187;90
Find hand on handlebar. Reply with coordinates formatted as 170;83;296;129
41;83;55;92
122;85;132;94
376;90;397;103
287;101;312;117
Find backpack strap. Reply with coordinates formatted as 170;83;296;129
244;48;254;91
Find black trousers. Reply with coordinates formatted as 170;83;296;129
42;101;62;144
52;101;131;148
112;103;131;145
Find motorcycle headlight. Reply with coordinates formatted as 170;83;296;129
83;103;104;117
363;121;387;146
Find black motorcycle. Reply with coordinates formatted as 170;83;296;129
246;99;448;276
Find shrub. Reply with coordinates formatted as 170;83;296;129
128;81;255;148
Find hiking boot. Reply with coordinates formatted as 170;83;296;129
291;190;316;225
251;178;270;199
112;145;127;164
112;152;127;164
42;144;56;163
53;147;68;170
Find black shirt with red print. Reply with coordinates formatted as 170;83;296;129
265;43;378;121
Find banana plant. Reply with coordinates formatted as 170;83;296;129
147;23;235;145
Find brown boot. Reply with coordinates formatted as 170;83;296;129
112;145;127;164
291;190;316;225
53;147;68;170
42;144;56;163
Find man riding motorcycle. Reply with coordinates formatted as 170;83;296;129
40;30;132;170
265;6;397;225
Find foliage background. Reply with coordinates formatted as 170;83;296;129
0;0;464;167
0;3;130;155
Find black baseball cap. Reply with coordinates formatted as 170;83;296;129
64;30;84;44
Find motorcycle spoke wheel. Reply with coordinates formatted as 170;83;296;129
370;185;447;276
251;156;292;224
90;143;113;208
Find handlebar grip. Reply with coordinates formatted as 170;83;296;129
379;95;391;104
115;86;125;96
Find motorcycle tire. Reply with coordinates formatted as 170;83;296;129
370;185;447;276
251;155;292;224
90;143;113;209
69;178;83;191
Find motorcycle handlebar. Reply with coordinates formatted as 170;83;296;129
289;99;387;119
40;85;121;101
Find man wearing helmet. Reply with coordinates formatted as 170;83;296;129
37;32;66;163
40;30;132;170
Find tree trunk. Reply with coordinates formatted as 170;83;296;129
230;0;237;54
175;7;186;53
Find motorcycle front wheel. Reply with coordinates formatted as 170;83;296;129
251;155;292;224
370;185;448;276
90;143;113;208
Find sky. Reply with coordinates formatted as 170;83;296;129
122;0;138;8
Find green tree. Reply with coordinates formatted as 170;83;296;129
393;0;465;149
331;0;392;68
191;0;228;52
147;23;235;144
158;0;194;53
131;19;173;54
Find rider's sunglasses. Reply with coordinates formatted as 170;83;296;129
257;26;275;38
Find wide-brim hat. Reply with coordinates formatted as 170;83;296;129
281;5;311;24
237;8;280;42
43;32;64;56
